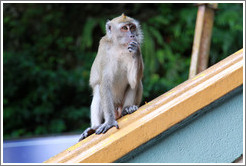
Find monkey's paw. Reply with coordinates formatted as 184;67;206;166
121;105;138;116
128;41;139;53
95;120;119;134
78;127;95;142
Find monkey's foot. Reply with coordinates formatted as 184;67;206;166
95;120;119;134
121;105;138;116
78;127;95;142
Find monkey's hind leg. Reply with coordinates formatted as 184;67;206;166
79;127;95;142
78;85;103;141
121;82;142;117
121;105;138;116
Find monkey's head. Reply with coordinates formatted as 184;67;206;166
105;14;143;46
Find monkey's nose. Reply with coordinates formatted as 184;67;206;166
130;35;135;38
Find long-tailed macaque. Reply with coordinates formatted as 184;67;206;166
79;14;144;141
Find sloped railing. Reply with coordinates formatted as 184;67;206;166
45;49;243;163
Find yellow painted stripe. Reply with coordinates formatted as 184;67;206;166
44;49;243;163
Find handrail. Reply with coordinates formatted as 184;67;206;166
45;49;243;163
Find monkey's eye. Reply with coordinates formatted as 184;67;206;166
130;25;136;31
121;26;128;31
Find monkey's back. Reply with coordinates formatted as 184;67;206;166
89;36;110;88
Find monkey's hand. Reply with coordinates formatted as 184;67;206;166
95;120;119;134
78;127;95;142
128;41;139;54
121;105;138;116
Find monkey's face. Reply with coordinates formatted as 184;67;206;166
115;23;139;46
106;18;143;47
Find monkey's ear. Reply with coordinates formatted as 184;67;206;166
106;20;112;38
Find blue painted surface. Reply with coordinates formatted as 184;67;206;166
118;86;243;163
3;134;80;163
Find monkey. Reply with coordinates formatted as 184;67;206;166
79;14;144;141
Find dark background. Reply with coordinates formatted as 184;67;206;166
3;3;243;139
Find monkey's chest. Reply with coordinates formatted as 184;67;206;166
111;69;128;104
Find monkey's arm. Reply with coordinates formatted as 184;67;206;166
127;41;144;89
95;73;119;134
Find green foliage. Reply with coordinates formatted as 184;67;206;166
3;3;243;139
210;4;243;64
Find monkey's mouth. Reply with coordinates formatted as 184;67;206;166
129;39;137;43
122;40;138;47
